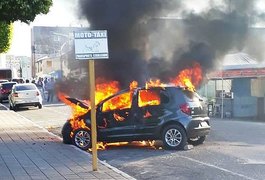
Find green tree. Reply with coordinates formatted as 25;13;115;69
0;22;13;53
0;0;53;23
0;0;52;53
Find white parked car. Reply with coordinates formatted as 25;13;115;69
9;83;43;111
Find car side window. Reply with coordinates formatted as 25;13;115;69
138;89;161;107
102;91;133;112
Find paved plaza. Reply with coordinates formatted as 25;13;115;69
0;110;135;180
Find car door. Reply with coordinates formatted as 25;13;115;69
133;88;169;138
97;90;135;142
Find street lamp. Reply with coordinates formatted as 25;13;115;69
52;32;72;79
59;41;69;79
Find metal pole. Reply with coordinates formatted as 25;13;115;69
89;60;98;171
221;75;224;119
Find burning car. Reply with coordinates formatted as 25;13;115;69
61;85;210;151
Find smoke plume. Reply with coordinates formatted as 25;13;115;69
77;0;265;89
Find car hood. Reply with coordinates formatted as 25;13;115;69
65;97;89;109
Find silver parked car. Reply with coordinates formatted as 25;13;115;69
9;83;43;111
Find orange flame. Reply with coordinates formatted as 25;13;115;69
95;80;120;104
170;62;202;91
138;89;161;107
113;113;126;121
102;91;133;112
146;79;167;88
144;110;152;118
130;80;138;90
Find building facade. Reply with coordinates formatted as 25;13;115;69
31;26;87;79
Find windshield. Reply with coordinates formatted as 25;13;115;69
182;90;203;102
2;83;17;89
15;85;37;91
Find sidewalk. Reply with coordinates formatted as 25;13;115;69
0;109;135;180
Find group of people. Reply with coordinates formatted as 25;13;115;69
13;76;58;103
33;77;56;102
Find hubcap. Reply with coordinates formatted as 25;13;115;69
75;130;90;148
165;128;182;147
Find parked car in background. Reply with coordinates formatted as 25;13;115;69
0;82;17;103
62;86;211;151
0;79;9;83
12;78;25;84
9;83;43;111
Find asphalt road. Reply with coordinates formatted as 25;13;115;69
2;101;265;180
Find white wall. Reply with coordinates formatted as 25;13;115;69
0;54;6;68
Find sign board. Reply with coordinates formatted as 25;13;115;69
208;67;265;79
74;30;109;60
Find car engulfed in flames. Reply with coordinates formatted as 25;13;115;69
60;62;210;151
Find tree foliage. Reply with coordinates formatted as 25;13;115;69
0;22;13;53
0;0;53;23
0;0;52;53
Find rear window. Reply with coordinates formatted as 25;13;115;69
2;83;17;89
15;85;37;91
182;90;202;102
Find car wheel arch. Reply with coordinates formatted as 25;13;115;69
160;120;187;137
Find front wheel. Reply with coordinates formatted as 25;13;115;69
162;124;187;150
72;128;91;151
188;136;206;146
13;105;18;111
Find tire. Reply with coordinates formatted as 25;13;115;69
13;105;18;111
188;136;206;146
72;128;91;151
38;104;42;109
162;124;187;150
62;122;72;144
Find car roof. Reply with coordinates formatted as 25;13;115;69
97;85;187;105
1;81;17;85
14;83;36;87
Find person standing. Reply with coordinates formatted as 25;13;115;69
46;77;55;102
36;77;45;99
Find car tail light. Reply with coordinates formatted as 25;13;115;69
36;91;40;96
180;103;191;115
1;88;8;93
13;93;19;97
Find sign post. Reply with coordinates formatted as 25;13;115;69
74;30;109;171
89;60;97;170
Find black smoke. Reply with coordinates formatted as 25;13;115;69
76;0;265;89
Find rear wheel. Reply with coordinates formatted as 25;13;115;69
188;136;206;146
72;128;91;151
13;105;18;111
162;124;187;150
9;104;13;110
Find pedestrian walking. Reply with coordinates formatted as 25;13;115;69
36;77;45;99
